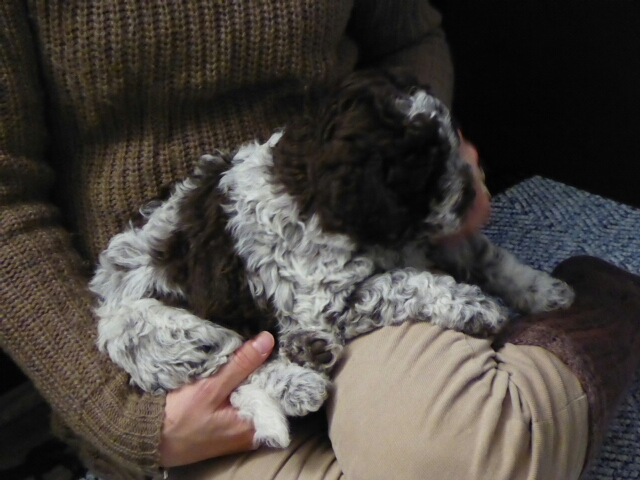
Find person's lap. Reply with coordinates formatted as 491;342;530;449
171;322;588;480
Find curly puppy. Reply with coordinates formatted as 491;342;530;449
89;70;574;448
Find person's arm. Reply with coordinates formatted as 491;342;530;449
348;0;454;107
0;3;165;478
0;4;277;478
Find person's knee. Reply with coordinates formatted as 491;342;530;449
327;324;506;479
327;325;587;480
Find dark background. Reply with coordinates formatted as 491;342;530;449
435;0;640;207
2;1;640;394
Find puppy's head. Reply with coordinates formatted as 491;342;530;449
273;69;478;246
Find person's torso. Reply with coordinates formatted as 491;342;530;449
28;0;357;260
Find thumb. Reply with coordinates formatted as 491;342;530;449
217;331;275;398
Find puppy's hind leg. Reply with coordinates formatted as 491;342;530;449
96;298;243;393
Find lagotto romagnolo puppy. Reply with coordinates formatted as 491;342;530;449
89;70;574;448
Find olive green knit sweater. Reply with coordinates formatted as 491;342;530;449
0;1;452;478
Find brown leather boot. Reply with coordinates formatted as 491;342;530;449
497;255;640;475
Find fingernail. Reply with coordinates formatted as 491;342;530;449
252;332;274;356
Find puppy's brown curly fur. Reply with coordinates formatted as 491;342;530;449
152;155;279;341
272;69;461;245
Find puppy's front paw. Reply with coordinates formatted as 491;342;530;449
254;360;330;417
459;297;509;336
432;283;508;336
514;274;575;314
278;368;329;417
542;278;575;310
283;331;343;372
231;383;290;448
253;421;291;449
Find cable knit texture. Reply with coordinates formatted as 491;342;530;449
0;1;451;478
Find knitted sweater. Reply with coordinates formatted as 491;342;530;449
0;1;452;478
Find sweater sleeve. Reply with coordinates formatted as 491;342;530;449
348;0;454;107
0;3;165;479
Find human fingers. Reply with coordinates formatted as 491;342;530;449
434;137;491;245
159;389;256;467
459;136;480;167
214;331;275;400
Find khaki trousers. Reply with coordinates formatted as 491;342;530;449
171;322;588;480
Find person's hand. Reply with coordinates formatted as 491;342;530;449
158;331;275;467
435;136;492;245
